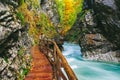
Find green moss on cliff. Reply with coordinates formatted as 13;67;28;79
17;0;84;44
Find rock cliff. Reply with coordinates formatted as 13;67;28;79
66;0;120;63
2;0;120;79
0;0;62;79
0;1;32;79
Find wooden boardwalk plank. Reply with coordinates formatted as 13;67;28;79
25;46;53;80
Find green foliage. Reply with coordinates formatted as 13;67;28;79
17;54;31;80
39;13;57;38
18;49;23;56
17;2;40;44
17;0;84;43
19;0;24;6
27;0;40;9
55;0;84;35
65;28;80;42
55;0;65;23
70;31;80;42
18;67;29;80
68;12;77;26
4;57;8;63
18;47;24;55
16;12;25;25
75;0;84;13
22;68;29;75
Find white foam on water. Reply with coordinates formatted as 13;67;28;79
62;42;120;80
63;46;74;56
71;65;78;69
67;58;75;62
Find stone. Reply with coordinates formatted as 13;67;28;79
7;70;13;77
0;1;32;79
40;0;59;26
80;0;120;63
0;59;7;72
66;0;120;63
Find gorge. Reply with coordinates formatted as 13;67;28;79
0;0;120;80
66;0;120;63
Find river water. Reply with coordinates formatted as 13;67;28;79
62;42;120;80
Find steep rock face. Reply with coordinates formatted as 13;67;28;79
66;0;120;63
40;0;64;48
40;0;59;26
79;0;120;63
0;1;32;79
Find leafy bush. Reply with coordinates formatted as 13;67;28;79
38;13;57;38
55;0;84;35
18;67;30;80
17;2;40;44
16;12;25;25
19;0;24;6
4;57;8;63
55;0;65;23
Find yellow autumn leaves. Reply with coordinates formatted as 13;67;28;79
59;0;83;35
17;0;57;44
17;0;84;44
60;0;74;35
17;0;41;44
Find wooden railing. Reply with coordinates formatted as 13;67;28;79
39;38;78;80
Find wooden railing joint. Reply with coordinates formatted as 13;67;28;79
39;38;78;80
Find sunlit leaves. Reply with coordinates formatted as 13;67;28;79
56;0;84;36
18;0;57;43
16;12;25;25
17;1;41;44
17;0;84;44
39;13;57;38
55;0;65;22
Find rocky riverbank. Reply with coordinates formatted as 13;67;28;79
66;0;120;63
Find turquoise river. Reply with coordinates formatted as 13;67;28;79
62;42;120;80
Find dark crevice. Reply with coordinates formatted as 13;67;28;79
0;26;26;58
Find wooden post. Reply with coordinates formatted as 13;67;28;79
53;42;78;80
39;39;78;80
53;45;57;80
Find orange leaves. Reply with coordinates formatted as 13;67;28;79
18;4;34;24
59;0;75;35
75;0;84;13
18;3;41;44
59;0;84;36
64;0;74;10
64;0;74;21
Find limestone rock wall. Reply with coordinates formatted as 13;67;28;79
66;0;120;63
0;1;32;79
40;0;59;26
80;0;120;63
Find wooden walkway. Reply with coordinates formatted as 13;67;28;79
25;46;53;80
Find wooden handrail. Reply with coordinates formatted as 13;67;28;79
39;39;78;80
53;41;77;80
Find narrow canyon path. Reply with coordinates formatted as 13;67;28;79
25;46;53;80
